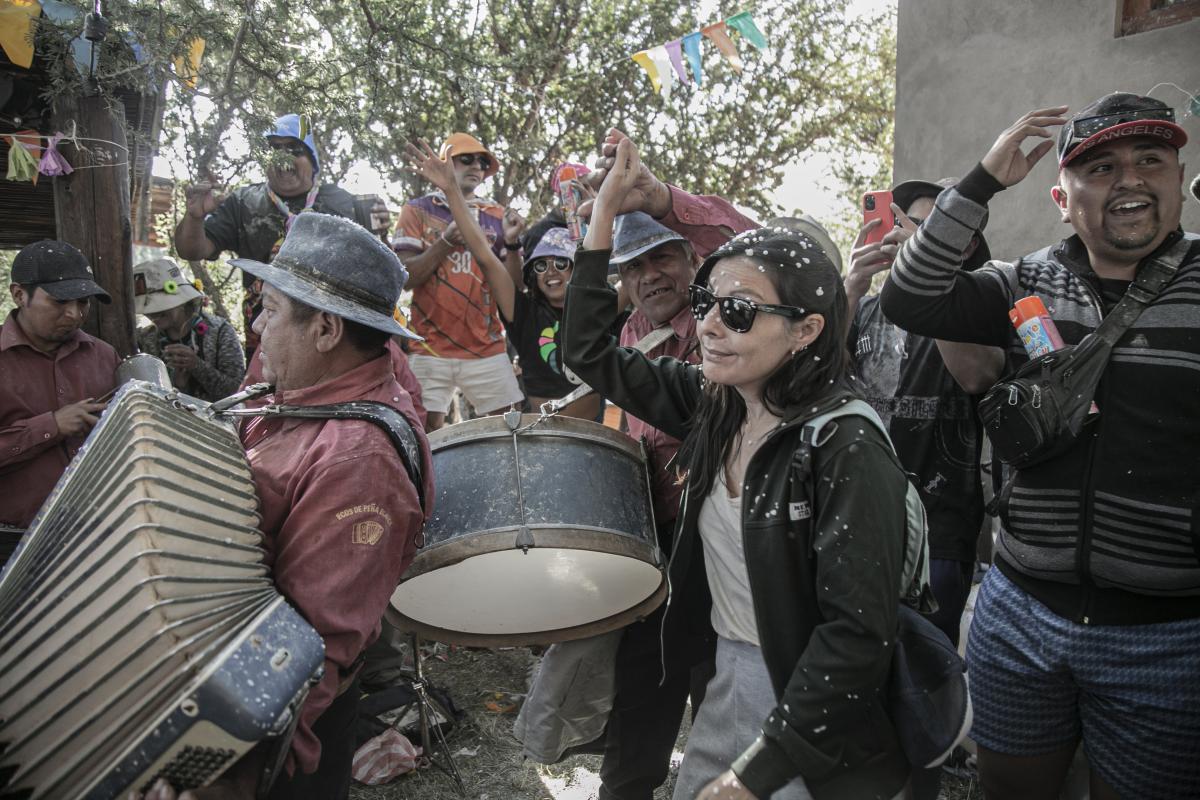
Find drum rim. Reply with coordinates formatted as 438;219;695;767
427;414;646;460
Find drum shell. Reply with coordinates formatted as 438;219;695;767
389;414;664;646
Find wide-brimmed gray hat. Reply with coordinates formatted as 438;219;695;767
133;257;204;315
610;212;688;268
231;213;421;340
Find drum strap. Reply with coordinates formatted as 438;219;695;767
231;400;427;512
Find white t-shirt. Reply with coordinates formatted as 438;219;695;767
697;472;759;645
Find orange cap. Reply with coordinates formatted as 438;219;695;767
438;132;499;178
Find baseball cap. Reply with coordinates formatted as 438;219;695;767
11;240;111;303
133;257;204;315
1058;93;1186;168
438;133;499;179
891;178;991;269
265;113;319;173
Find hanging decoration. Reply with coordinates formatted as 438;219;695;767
0;0;39;68
38;132;73;176
5;130;42;184
628;10;767;100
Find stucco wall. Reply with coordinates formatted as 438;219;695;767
894;0;1200;261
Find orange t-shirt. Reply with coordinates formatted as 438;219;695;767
392;193;507;359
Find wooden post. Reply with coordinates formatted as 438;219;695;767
52;94;135;357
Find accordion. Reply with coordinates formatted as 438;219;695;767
0;381;324;799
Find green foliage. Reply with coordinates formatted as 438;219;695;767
31;0;896;256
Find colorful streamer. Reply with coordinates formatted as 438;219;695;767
681;32;704;86
726;11;768;50
5;131;41;184
174;37;206;89
702;21;743;73
0;0;39;68
648;44;674;101
38;132;73;177
631;50;661;96
664;39;689;84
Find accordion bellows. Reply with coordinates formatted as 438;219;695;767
0;382;324;799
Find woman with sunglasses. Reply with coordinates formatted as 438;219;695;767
405;140;626;419
563;140;912;800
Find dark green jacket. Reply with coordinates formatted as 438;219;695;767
563;247;911;800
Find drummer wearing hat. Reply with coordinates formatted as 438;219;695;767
1;240;118;531
142;213;433;800
133;258;245;401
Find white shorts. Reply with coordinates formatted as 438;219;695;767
408;352;524;415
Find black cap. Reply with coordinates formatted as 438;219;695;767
891;177;992;270
1058;93;1186;168
11;240;112;303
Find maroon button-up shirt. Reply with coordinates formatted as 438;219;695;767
240;353;433;774
619;186;757;525
0;311;119;527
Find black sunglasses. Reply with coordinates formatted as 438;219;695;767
269;141;309;158
532;257;572;274
688;284;807;333
454;153;493;170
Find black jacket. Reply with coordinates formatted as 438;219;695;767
881;166;1200;625
563;248;911;800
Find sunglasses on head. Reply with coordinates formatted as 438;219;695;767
1069;106;1174;140
532;257;572;274
454;153;493;170
269;141;309;158
688;284;807;333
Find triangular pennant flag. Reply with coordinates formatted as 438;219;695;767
726;11;768;50
173;37;206;89
702;21;743;73
38;132;74;177
664;39;689;84
631;50;662;96
72;37;95;76
0;0;39;68
682;32;704;86
648;45;674;101
5;131;41;184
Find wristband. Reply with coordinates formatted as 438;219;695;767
504;241;521;250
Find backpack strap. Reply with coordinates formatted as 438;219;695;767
792;399;935;612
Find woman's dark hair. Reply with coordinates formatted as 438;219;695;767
674;229;851;496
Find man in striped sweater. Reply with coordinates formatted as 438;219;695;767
880;94;1199;800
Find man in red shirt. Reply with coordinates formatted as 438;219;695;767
1;240;118;535
143;212;432;800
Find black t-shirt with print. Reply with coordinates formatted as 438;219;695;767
502;291;581;398
849;295;985;562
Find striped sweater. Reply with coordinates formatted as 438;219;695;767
880;179;1200;625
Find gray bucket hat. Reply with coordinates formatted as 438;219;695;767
231;213;421;340
609;212;688;268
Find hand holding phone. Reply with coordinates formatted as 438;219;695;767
862;191;895;245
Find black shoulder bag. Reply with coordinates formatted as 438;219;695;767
979;238;1191;470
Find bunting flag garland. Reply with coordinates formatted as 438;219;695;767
5;131;42;184
174;36;206;89
630;50;661;97
629;10;767;100
647;44;674;101
664;39;689;84
0;0;39;68
681;32;704;86
726;11;768;51
38;132;73;177
701;21;742;73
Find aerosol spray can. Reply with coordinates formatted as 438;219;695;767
1009;296;1065;358
558;165;588;241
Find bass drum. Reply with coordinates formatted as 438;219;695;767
388;414;665;646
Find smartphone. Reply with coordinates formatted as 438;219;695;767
862;191;895;245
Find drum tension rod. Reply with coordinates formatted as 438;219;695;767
505;410;536;554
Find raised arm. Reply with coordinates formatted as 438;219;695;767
403;140;516;320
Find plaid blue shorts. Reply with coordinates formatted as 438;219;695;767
966;568;1200;798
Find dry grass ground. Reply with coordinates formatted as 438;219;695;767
347;646;979;800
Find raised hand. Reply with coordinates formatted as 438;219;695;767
183;182;220;220
404;139;458;194
581;128;672;219
502;208;526;244
981;105;1070;187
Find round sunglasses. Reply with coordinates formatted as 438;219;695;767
688;284;807;333
531;257;573;274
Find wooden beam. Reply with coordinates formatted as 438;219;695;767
52;94;135;357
